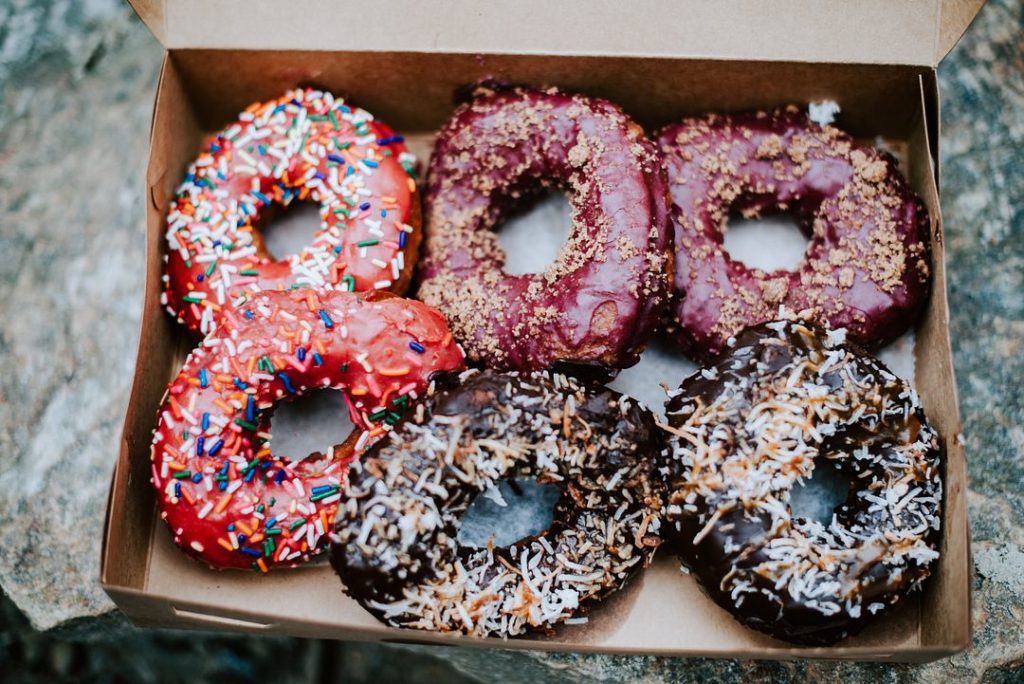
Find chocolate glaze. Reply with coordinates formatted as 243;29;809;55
657;107;931;360
330;369;666;637
150;290;464;570
659;320;942;645
417;85;673;371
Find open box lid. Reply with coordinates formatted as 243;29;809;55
128;0;984;67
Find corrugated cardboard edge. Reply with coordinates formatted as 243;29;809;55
101;51;193;593
922;65;975;639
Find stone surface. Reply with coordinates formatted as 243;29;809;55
0;588;472;684
0;0;151;629
0;0;1021;681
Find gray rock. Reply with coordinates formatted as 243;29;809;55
0;0;153;630
0;0;1020;681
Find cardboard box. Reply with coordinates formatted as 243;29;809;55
103;0;984;661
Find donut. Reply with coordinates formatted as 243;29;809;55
330;369;665;636
150;289;464;570
657;106;931;360
163;87;421;336
417;85;673;372
658;318;942;645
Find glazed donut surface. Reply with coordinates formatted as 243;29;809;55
659;319;942;645
418;85;673;372
150;289;464;570
330;369;666;636
657;107;931;360
163;88;421;335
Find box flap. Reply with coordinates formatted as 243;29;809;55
127;0;984;66
129;0;166;46
936;0;987;63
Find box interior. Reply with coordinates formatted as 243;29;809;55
102;49;969;661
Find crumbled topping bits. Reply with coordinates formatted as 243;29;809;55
657;106;931;360
417;85;673;371
330;369;666;637
150;289;464;570
659;319;942;645
163;88;421;335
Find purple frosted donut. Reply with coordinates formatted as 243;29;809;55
657;106;931;361
418;85;673;372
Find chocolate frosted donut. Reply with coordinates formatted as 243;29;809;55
418;85;673;371
330;369;665;637
659;319;942;645
657;107;931;360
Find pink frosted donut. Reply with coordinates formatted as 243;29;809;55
418;85;673;372
163;88;421;336
149;290;464;570
657;107;931;360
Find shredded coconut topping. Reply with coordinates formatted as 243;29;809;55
659;318;942;645
331;369;666;637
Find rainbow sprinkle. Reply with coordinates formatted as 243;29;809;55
161;88;420;335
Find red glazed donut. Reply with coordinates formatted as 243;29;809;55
149;290;464;570
657;107;931;360
417;85;673;372
163;88;421;336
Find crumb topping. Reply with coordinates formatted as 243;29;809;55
418;86;672;370
657;107;931;359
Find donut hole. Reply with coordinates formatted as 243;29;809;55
497;191;573;275
722;208;808;272
266;388;357;461
260;199;323;260
790;458;855;523
609;336;699;417
457;477;562;548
